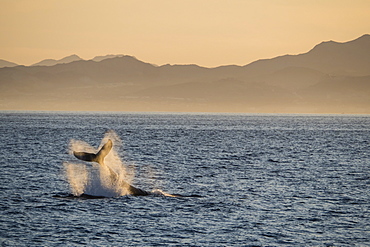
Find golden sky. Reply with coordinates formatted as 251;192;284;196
1;0;369;67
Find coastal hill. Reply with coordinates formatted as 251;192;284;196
0;34;369;113
31;54;83;67
0;59;18;68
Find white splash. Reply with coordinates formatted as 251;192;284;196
64;130;135;197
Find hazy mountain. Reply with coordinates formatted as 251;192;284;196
242;34;370;77
264;67;325;90
32;54;83;66
92;54;124;62
0;59;18;68
0;34;369;113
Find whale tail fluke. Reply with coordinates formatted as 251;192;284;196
73;139;113;165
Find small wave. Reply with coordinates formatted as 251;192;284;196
53;193;107;200
151;190;202;198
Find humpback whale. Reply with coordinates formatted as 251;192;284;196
73;139;150;196
66;135;200;198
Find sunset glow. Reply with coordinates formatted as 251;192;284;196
1;0;370;67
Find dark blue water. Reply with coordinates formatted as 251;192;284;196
0;112;369;246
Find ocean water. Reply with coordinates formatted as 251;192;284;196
0;112;369;246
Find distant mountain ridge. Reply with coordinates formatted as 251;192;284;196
31;54;83;66
0;54;127;68
0;34;369;113
243;34;370;76
0;59;18;68
92;54;124;62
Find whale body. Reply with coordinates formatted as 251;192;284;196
73;139;150;196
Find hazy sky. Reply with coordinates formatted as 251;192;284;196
1;0;369;67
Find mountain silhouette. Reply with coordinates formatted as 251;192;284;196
0;34;369;113
32;54;83;66
92;54;124;62
0;59;18;68
242;34;370;76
